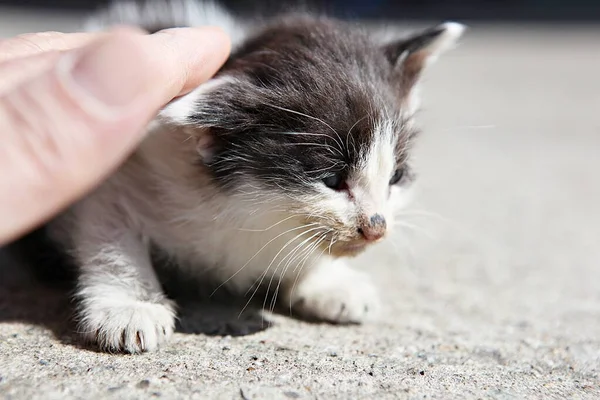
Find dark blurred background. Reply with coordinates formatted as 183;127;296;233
1;0;600;22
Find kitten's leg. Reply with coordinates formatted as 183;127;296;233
283;259;381;324
71;212;175;353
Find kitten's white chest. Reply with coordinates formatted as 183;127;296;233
148;199;327;292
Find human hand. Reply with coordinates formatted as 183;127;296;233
0;27;230;245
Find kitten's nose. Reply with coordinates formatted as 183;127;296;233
358;214;387;242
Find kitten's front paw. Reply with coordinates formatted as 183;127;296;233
78;298;176;354
287;262;381;324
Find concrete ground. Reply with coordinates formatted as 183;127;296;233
1;8;599;400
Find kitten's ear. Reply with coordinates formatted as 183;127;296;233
188;127;216;163
158;77;233;163
159;77;232;125
384;22;465;95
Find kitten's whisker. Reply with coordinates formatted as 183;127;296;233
265;229;329;314
346;113;369;156
394;209;448;219
393;220;435;240
394;208;462;230
243;226;323;323
237;214;298;232
267;243;309;314
397;207;486;243
272;233;328;314
280;142;341;156
293;234;328;275
349;129;357;157
440;124;497;132
262;228;326;314
277;132;344;157
327;236;336;255
291;232;329;274
237;225;326;317
304;163;345;175
388;236;417;274
211;223;320;296
395;207;470;232
348;113;369;136
288;241;329;314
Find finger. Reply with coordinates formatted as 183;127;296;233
0;51;61;94
0;28;146;94
0;32;103;64
138;26;232;98
0;28;230;244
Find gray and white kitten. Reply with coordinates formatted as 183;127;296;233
46;0;464;353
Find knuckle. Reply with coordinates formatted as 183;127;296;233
14;31;63;49
6;113;64;185
15;31;65;44
0;86;92;188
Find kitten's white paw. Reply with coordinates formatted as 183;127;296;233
79;298;176;353
288;262;381;324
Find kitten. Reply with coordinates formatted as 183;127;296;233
45;0;464;353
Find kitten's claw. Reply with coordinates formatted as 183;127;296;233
79;298;176;354
288;262;381;324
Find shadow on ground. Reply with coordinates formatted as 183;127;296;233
0;244;271;352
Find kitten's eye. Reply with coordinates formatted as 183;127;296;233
322;173;345;190
389;168;405;185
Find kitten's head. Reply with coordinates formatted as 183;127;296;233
161;16;464;257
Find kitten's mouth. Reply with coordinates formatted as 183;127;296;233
342;242;368;252
325;240;370;258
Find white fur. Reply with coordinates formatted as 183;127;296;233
432;23;466;55
353;119;397;222
159;76;235;124
285;259;381;323
79;296;176;353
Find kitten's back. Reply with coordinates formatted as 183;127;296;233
84;0;247;45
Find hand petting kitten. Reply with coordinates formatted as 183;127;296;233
0;27;230;244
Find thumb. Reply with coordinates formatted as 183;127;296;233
0;28;230;244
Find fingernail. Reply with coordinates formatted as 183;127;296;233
58;33;147;116
72;37;146;107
